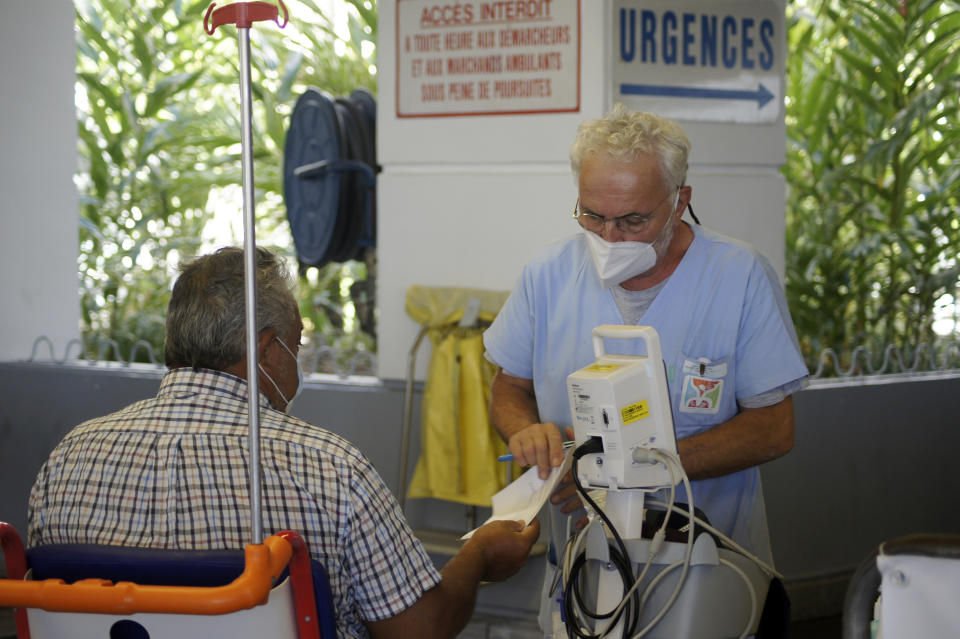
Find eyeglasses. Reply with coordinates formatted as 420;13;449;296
573;189;678;235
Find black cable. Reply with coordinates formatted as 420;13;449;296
571;444;631;589
687;203;701;225
562;440;642;638
570;546;630;620
573;460;631;569
564;543;638;637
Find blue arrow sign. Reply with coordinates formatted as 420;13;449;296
620;83;775;109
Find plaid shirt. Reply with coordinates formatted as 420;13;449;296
28;368;441;638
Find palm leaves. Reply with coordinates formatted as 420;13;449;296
784;0;960;372
76;0;377;365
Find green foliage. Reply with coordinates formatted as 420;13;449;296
76;0;377;368
784;0;960;374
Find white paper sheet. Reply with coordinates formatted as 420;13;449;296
461;448;573;540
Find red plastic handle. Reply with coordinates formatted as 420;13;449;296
276;531;322;639
204;0;288;34
0;523;30;639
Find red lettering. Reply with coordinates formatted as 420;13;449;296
420;4;475;27
421;83;445;101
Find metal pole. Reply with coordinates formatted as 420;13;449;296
238;26;262;545
398;327;428;510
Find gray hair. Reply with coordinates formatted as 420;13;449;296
164;247;299;370
570;104;691;189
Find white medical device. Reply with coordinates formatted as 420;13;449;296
567;325;677;491
549;325;772;639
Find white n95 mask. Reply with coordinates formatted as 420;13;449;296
581;191;679;288
259;337;304;413
582;229;657;289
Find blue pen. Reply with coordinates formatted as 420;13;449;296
498;441;574;462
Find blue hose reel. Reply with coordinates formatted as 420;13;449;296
283;87;377;269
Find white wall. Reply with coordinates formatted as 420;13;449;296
0;0;788;382
375;0;788;381
0;0;78;361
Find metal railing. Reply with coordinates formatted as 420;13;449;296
24;335;376;379
27;336;162;367
809;342;960;379
23;336;960;381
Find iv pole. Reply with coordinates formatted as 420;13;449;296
203;0;289;544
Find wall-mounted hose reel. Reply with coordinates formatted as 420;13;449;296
283;87;378;337
283;86;377;269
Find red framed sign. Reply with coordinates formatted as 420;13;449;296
396;0;581;118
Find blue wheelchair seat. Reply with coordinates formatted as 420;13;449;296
24;540;337;639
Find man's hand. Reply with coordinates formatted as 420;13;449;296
465;518;541;582
366;518;541;639
549;427;587;529
548;471;586;530
490;370;568;480
507;422;565;480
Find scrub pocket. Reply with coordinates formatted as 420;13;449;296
677;354;731;416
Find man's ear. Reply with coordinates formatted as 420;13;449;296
256;328;278;366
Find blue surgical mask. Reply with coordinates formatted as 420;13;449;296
259;337;304;413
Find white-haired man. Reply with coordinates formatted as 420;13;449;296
484;105;808;567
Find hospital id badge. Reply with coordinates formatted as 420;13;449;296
679;374;724;415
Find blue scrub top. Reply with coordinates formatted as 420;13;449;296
484;224;809;561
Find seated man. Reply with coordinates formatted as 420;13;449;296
28;247;539;639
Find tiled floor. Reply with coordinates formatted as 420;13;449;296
791;615;842;639
459;613;542;638
461;613;843;638
1;606;842;638
0;608;12;639
0;609;537;638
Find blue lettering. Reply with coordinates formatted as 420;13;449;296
682;13;696;65
722;16;737;68
759;18;774;70
616;10;777;73
641;10;656;62
662;11;677;64
701;15;717;67
742;17;755;69
619;8;635;62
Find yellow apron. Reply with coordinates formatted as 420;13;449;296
405;286;511;506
